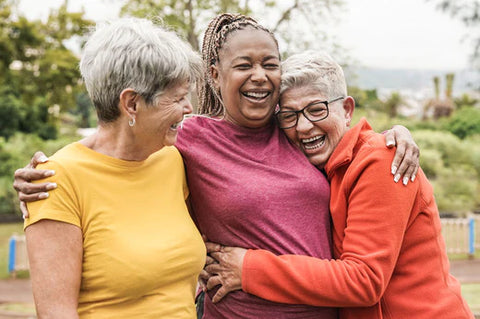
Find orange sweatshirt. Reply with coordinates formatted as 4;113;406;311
243;118;473;319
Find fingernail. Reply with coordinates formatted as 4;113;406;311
403;177;409;186
45;170;55;177
411;175;416;182
39;156;49;163
394;174;400;183
46;183;57;190
391;166;397;175
39;192;49;199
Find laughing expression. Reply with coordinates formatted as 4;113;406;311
136;81;193;151
280;85;354;168
212;27;281;128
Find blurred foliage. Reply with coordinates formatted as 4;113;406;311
353;95;480;215
445;106;480;139
0;133;78;215
0;0;94;140
119;0;345;57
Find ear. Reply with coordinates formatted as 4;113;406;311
343;96;355;127
119;88;139;118
210;65;220;91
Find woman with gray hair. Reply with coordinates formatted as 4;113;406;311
23;18;206;318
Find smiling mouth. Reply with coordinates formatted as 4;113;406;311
242;91;270;100
301;135;325;150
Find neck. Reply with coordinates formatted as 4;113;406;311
80;120;160;161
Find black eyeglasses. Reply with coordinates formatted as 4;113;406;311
276;96;345;129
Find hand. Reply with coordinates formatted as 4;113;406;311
12;151;57;218
204;242;247;303
199;254;217;291
384;125;420;185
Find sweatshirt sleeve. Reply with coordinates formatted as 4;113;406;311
242;145;419;307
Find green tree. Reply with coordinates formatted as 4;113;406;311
0;0;94;138
119;0;344;55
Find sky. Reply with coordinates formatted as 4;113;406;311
17;0;472;71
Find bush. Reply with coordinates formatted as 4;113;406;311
0;133;77;215
445;107;480;139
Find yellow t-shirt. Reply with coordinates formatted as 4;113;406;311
25;142;206;318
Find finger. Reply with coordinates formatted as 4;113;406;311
411;164;419;182
205;255;217;266
206;276;222;290
391;143;406;179
400;165;416;186
30;151;49;168
205;263;221;275
20;201;29;219
18;190;51;202
205;242;223;253
212;286;228;303
13;168;55;187
198;270;210;290
384;129;396;148
14;180;57;196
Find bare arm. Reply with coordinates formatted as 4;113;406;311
26;220;83;318
384;125;420;185
13;152;57;218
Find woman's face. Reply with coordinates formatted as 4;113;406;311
212;27;281;128
280;85;354;168
136;81;193;150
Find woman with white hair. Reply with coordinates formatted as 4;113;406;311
23;18;206;318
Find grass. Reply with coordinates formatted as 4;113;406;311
462;284;480;314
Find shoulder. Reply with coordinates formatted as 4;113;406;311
36;143;82;176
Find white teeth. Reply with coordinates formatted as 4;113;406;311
302;135;323;143
243;91;269;99
302;135;325;150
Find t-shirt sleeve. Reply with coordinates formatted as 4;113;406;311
24;161;82;229
242;146;418;307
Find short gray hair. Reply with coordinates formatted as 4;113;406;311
80;18;203;122
280;51;347;99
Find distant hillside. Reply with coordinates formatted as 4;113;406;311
344;67;479;94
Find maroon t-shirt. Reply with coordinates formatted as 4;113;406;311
176;116;337;319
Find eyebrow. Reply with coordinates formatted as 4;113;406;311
231;55;280;63
280;100;326;111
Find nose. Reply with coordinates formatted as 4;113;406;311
251;65;267;83
183;98;193;115
295;112;313;132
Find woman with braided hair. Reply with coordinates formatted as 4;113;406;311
175;13;419;318
14;13;420;318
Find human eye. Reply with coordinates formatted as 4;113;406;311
234;63;251;70
264;62;279;69
307;103;328;117
277;111;296;123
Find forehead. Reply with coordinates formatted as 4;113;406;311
280;86;328;107
219;27;279;60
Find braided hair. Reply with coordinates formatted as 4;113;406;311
197;13;279;116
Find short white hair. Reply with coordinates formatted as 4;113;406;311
280;51;347;99
80;18;203;122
